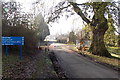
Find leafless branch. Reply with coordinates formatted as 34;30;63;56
69;2;91;24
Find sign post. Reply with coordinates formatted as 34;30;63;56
6;45;8;56
2;37;24;60
20;45;22;60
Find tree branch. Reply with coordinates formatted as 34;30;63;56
69;2;91;24
47;4;71;23
50;2;85;15
115;28;120;34
51;4;71;15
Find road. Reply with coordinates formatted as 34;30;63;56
49;43;119;79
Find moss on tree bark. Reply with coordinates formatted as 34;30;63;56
70;2;111;57
89;22;111;57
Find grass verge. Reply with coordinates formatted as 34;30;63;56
2;50;57;79
31;51;57;78
69;46;120;71
107;47;120;56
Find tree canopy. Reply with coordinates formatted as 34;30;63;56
47;0;119;57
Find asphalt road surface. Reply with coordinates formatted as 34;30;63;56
49;43;119;79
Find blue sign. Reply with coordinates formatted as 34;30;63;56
2;37;24;60
2;37;24;45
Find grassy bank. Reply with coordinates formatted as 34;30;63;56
80;51;120;69
31;51;57;78
2;50;57;79
2;52;28;78
107;47;120;58
69;46;120;70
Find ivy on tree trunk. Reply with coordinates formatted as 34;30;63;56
70;2;111;57
89;25;111;57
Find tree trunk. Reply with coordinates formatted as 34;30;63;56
89;27;111;57
70;2;111;57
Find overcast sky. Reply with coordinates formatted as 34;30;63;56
3;0;119;36
3;0;89;35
